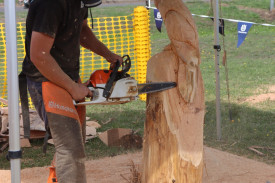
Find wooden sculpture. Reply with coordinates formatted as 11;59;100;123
142;0;205;182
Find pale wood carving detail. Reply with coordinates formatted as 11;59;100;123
143;0;205;182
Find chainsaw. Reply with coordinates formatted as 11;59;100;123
75;55;176;106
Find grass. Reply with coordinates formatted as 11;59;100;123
225;0;272;10
204;101;275;164
1;1;275;169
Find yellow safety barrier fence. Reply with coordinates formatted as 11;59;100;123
0;6;150;107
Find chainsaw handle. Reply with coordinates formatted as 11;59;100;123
103;55;131;98
121;55;131;74
109;55;131;71
103;60;120;98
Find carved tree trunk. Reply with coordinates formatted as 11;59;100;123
142;0;205;182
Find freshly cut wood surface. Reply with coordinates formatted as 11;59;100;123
142;0;205;182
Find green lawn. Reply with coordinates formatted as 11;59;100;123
226;0;272;10
0;1;275;169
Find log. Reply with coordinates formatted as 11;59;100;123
142;0;205;182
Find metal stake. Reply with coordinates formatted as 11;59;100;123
4;0;21;182
213;0;222;140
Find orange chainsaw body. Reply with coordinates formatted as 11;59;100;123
89;70;112;87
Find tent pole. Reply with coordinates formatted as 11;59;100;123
4;0;21;182
213;0;222;140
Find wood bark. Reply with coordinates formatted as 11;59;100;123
142;0;205;182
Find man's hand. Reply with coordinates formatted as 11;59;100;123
107;53;123;69
69;82;93;101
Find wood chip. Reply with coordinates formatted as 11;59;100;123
20;138;31;148
248;146;264;156
133;129;141;134
86;121;101;129
230;142;237;146
102;118;113;125
250;146;275;150
0;142;8;152
86;126;97;136
47;139;54;145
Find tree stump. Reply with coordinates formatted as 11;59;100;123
142;0;205;182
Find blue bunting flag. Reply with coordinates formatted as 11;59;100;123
237;22;253;48
154;9;163;32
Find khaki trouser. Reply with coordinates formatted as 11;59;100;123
47;112;86;183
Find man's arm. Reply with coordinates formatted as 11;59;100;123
80;20;122;65
30;31;92;101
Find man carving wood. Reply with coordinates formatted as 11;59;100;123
143;0;205;182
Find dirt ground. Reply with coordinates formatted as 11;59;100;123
242;85;275;104
0;146;275;183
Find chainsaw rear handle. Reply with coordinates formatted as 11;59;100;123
103;55;131;98
103;60;120;98
109;55;131;72
121;55;131;74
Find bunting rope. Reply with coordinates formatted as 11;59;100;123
146;6;275;27
192;14;275;27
